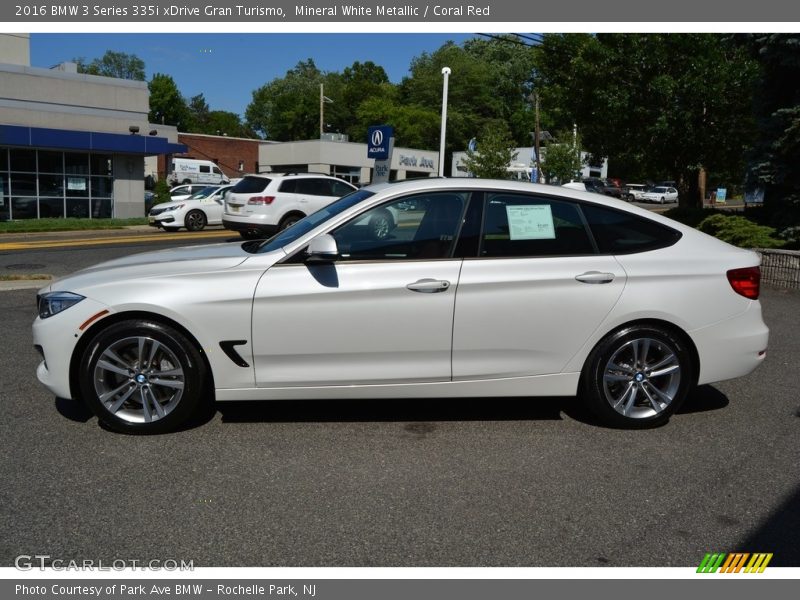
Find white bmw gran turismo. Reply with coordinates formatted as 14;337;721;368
33;179;768;433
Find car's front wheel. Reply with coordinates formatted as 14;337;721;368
581;325;693;429
184;210;207;231
78;319;208;434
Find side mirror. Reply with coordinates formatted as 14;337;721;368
305;234;339;263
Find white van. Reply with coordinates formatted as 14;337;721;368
169;159;229;186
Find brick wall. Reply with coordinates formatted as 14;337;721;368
157;133;261;180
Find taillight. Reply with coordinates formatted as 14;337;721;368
727;266;760;300
248;196;275;205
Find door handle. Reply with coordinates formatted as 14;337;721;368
575;271;615;284
406;279;451;293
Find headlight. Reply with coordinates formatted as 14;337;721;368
37;291;85;319
164;204;184;212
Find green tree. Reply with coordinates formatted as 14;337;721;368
74;50;145;80
148;73;190;130
245;59;324;140
739;34;800;230
535;34;759;207
541;132;583;183
461;123;518;179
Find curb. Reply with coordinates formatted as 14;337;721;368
0;279;50;291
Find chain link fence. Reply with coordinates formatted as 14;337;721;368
755;249;800;289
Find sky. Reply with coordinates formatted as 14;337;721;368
30;33;479;119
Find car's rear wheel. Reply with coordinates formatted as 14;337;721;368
368;209;394;239
184;210;207;232
279;213;303;231
582;325;693;429
78;319;207;434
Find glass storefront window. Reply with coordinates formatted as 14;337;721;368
92;198;113;219
65;153;89;175
0;149;121;219
38;151;63;174
11;197;38;219
66;198;91;218
11;149;36;172
90;176;113;198
90;154;112;176
10;173;37;196
38;197;65;219
39;174;64;197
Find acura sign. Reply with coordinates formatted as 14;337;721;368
367;125;393;160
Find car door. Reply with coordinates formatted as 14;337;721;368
203;188;227;224
452;193;627;379
251;191;471;387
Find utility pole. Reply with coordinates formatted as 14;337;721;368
533;91;540;183
319;83;333;139
439;67;451;177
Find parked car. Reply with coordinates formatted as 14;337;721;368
641;186;679;204
148;185;233;231
222;173;358;239
625;184;648;201
582;178;625;199
33;178;768;434
168;184;211;202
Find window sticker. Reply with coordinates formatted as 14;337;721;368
67;177;87;191
506;205;556;240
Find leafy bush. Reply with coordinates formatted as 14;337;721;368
662;207;722;228
697;213;784;248
153;178;171;206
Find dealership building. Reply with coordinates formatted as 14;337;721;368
0;33;184;220
258;136;439;185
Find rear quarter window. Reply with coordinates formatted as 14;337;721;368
581;204;682;254
233;176;271;194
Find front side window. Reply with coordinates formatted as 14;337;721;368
331;192;469;261
480;193;594;258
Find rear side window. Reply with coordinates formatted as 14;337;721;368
199;165;210;173
581;204;682;254
278;179;298;193
295;178;333;196
331;180;356;196
480;194;595;258
233;176;270;194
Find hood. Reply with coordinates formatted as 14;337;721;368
43;242;254;294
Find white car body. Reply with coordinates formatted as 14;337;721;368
626;183;648;200
33;179;768;433
222;173;358;239
642;186;679;204
148;185;232;231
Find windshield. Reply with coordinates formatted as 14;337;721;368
189;186;219;199
253;189;375;254
652;187;668;193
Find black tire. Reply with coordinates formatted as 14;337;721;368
660;196;666;204
184;209;207;232
278;213;304;231
368;209;394;240
78;319;208;434
581;324;694;429
239;230;263;240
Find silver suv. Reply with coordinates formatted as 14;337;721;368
222;173;357;239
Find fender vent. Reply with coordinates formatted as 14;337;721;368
219;340;250;368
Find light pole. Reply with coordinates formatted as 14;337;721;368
439;67;451;177
319;83;333;138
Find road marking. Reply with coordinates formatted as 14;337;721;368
0;230;232;251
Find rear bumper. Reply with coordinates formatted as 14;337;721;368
690;301;769;385
222;217;278;236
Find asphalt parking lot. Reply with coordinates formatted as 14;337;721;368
1;278;798;568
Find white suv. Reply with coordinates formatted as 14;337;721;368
222;173;357;239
